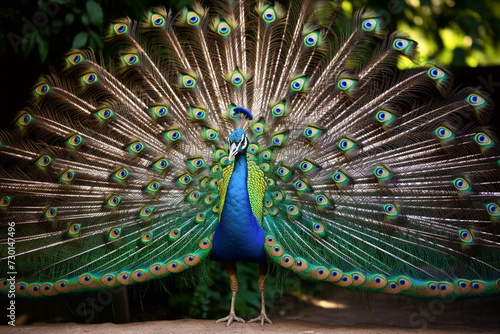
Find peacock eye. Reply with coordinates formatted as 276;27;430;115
150;13;165;27
273;191;284;201
126;140;145;154
0;195;11;209
203;193;215;205
252;122;265;137
190;107;206;120
275;165;292;181
149;106;168;119
187;190;201;203
453;178;470;191
67;134;83;147
145;181;161;194
188;157;206;170
212;164;221;173
181;75;196;88
142;232;153;244
164;129;182;142
95;108;114;121
260;149;272;160
458;229;473;243
230;71;245;88
303;125;322;140
112;23;128;34
332;171;349;184
383;204;398;216
362;18;379;32
287;205;299;217
60;170;75;183
435;126;454;140
122;54;139;65
262;7;276;23
82;73;98;85
217;21;231;37
210;178;218;188
271;133;286;147
315;194;330;207
45;207;57;219
290;77;307;91
113;168;129;181
107;195;121;207
140;206;154;219
338;138;355;151
427;67;445;80
337;78;356;90
474;132;492;146
68;223;81;237
294;180;310;192
271;102;286;118
467;93;486;107
186;11;200;25
375;110;394;124
36;155;52;168
486;203;500;217
177;174;192;186
267;177;276;187
298;159;317;173
34;83;50;96
203;127;219;141
67;53;83;65
248;144;259;153
373;166;391;180
303;31;319;47
393;38;411;51
17;112;32;127
108;228;122;241
312;222;325;234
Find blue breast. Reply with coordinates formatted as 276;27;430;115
212;154;266;263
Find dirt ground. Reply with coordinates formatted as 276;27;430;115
2;319;500;334
2;284;499;333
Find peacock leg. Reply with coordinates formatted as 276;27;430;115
216;262;246;327
248;263;273;326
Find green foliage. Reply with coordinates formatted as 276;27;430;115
342;0;500;67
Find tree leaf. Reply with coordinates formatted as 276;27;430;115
72;31;88;49
65;12;74;25
86;0;103;27
36;34;49;63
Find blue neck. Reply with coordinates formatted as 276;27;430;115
212;150;267;263
220;151;252;225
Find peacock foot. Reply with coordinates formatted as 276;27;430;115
248;311;273;327
216;312;246;327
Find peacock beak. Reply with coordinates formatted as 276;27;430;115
229;142;238;161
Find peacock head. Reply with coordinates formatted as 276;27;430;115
228;129;249;161
228;107;253;161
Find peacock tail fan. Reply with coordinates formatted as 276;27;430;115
1;0;500;300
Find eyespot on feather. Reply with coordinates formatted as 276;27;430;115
268;244;284;257
132;270;151;282
336;274;354;287
279;255;294;268
327;269;343;283
150;263;168;276
166;261;185;273
310;267;329;280
293;258;308;272
117;272;133;285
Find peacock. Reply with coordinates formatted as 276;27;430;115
1;0;500;328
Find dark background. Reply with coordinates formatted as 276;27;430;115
0;0;499;329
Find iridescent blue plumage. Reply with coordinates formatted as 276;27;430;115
212;146;266;264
